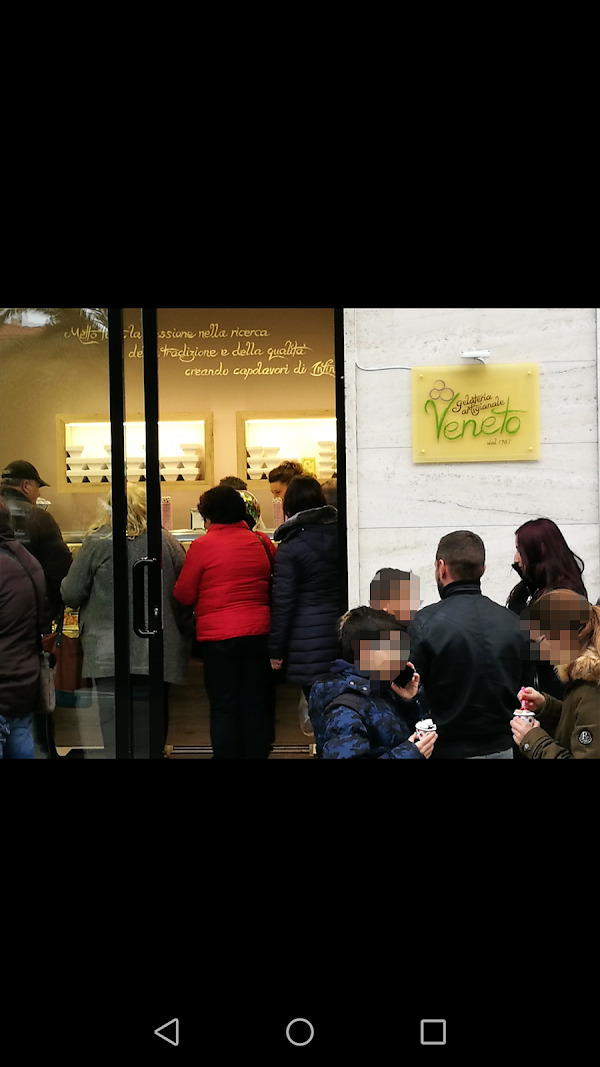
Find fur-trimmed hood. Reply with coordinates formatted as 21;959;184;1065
556;647;600;686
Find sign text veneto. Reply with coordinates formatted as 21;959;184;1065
412;364;540;463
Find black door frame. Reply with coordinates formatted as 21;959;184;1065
107;307;132;759
107;307;165;759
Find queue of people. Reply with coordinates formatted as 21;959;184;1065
1;452;599;760
311;526;600;760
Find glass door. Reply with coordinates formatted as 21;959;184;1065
150;307;344;759
0;307;167;759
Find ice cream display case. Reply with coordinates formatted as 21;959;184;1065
56;414;214;491
236;411;336;485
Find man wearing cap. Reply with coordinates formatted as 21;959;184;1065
0;460;72;626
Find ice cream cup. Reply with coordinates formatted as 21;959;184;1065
415;718;437;739
514;711;536;725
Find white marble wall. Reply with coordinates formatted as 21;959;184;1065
343;308;600;611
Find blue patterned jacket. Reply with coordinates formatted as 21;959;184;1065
308;660;424;760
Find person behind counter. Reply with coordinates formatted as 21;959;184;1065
320;478;337;507
60;483;191;758
267;461;305;501
173;485;277;759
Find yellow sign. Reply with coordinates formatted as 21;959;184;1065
301;457;317;476
412;364;539;463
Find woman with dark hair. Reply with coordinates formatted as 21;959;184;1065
267;461;305;501
507;517;588;701
173;485;276;759
269;475;340;700
508;518;587;614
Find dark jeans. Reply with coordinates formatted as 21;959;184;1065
201;635;273;759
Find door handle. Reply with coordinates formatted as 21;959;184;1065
132;558;162;637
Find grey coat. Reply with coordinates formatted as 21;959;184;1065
60;526;190;685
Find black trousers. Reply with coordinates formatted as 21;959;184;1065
201;635;273;759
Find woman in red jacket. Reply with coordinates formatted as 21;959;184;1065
174;486;276;759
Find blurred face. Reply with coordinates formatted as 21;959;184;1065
356;630;410;680
371;577;421;624
269;481;286;500
529;625;580;665
514;537;523;570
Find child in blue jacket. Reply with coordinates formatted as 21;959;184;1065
308;606;437;760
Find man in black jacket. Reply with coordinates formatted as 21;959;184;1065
0;460;72;628
409;530;531;759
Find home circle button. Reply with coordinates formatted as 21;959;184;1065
286;1019;315;1047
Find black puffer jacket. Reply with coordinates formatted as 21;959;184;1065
269;506;341;687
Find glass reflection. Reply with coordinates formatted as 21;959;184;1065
0;307;112;758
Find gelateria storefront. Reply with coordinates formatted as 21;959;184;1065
0;308;346;759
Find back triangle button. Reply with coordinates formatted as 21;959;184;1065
154;1018;180;1047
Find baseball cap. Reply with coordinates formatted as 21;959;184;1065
1;460;49;487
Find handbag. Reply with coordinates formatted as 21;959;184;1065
254;533;286;683
42;611;93;708
254;532;275;597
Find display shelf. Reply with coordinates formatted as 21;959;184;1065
56;414;214;491
236;410;336;485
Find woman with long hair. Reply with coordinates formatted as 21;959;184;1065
60;483;190;757
511;589;600;758
507;517;587;614
507;517;588;702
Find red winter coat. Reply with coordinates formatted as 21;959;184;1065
173;522;276;642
